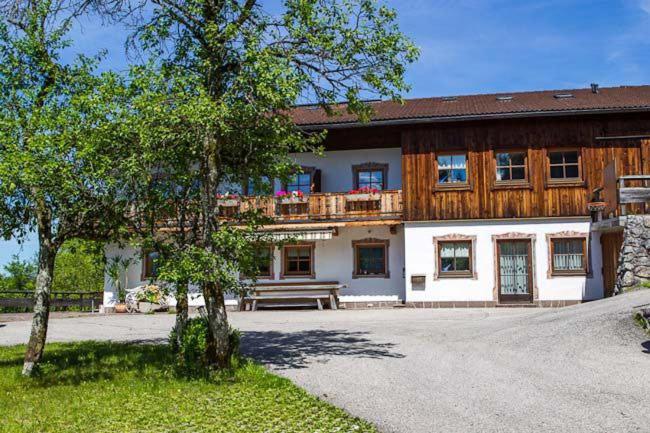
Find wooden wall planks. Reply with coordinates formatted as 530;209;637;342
401;113;650;221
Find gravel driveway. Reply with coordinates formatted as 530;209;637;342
2;291;650;433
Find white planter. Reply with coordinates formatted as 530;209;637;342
345;193;380;202
279;196;308;204
217;198;240;207
138;301;163;313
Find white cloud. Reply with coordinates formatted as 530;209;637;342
640;0;650;14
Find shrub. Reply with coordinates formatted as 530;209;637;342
170;317;241;376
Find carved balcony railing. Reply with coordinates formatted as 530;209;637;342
221;189;403;223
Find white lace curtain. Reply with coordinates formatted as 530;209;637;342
499;242;529;295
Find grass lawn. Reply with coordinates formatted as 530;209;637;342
0;342;378;433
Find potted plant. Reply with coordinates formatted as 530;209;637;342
105;256;135;313
216;192;240;208
135;284;168;313
276;190;308;204
345;186;381;202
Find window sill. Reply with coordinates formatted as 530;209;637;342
491;182;532;191
550;271;587;277
436;273;475;279
545;179;586;188
352;273;390;279
280;274;315;280
433;183;473;192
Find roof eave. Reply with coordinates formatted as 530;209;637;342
297;106;650;130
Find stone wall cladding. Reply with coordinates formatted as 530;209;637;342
616;215;650;293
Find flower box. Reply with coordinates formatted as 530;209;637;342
345;192;381;202
279;196;309;205
216;198;240;207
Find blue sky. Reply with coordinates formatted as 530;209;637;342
2;0;650;267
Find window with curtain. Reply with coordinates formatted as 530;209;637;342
551;238;586;274
283;245;313;276
437;154;467;184
438;241;472;276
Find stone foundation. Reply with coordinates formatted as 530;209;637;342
616;215;650;293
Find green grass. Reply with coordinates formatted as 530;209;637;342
0;342;378;433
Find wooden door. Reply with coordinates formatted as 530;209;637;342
601;231;624;298
497;240;533;304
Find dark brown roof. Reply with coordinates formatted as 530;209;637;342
291;85;650;127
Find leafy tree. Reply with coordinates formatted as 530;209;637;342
0;0;131;376
0;254;37;292
51;240;105;293
122;0;418;369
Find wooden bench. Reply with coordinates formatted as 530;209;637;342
241;282;346;311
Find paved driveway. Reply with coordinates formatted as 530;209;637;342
2;291;650;433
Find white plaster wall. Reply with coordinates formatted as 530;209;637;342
103;224;405;307
102;244;225;308
404;218;604;303
271;148;402;193
251;225;405;302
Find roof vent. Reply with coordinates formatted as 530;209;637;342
441;96;458;102
496;96;513;101
554;93;574;99
591;83;599;94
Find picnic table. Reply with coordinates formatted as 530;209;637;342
241;281;346;311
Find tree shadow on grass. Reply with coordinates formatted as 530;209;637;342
241;329;404;370
0;341;174;387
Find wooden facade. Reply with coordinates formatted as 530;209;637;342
400;113;650;221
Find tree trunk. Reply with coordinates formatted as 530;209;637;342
174;281;189;348
199;133;231;370
22;241;56;377
202;281;231;369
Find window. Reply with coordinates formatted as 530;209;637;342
282;244;314;278
353;239;389;278
438;241;472;276
437;154;467;184
252;245;273;279
245;176;271;196
286;173;312;194
353;163;388;190
142;251;160;279
358;170;384;190
495;151;527;182
551;238;587;275
548;150;581;181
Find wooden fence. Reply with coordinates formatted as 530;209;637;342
0;291;103;313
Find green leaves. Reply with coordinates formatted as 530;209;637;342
0;3;134;247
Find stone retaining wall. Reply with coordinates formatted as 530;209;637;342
616;215;650;293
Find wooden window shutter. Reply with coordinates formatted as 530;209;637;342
312;169;322;192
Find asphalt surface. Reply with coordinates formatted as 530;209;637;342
2;291;650;433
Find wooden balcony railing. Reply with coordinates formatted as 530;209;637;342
221;190;402;223
596;165;650;218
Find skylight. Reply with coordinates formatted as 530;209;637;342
554;94;574;99
496;96;513;101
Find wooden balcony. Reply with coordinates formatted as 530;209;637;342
221;190;402;225
592;166;650;223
